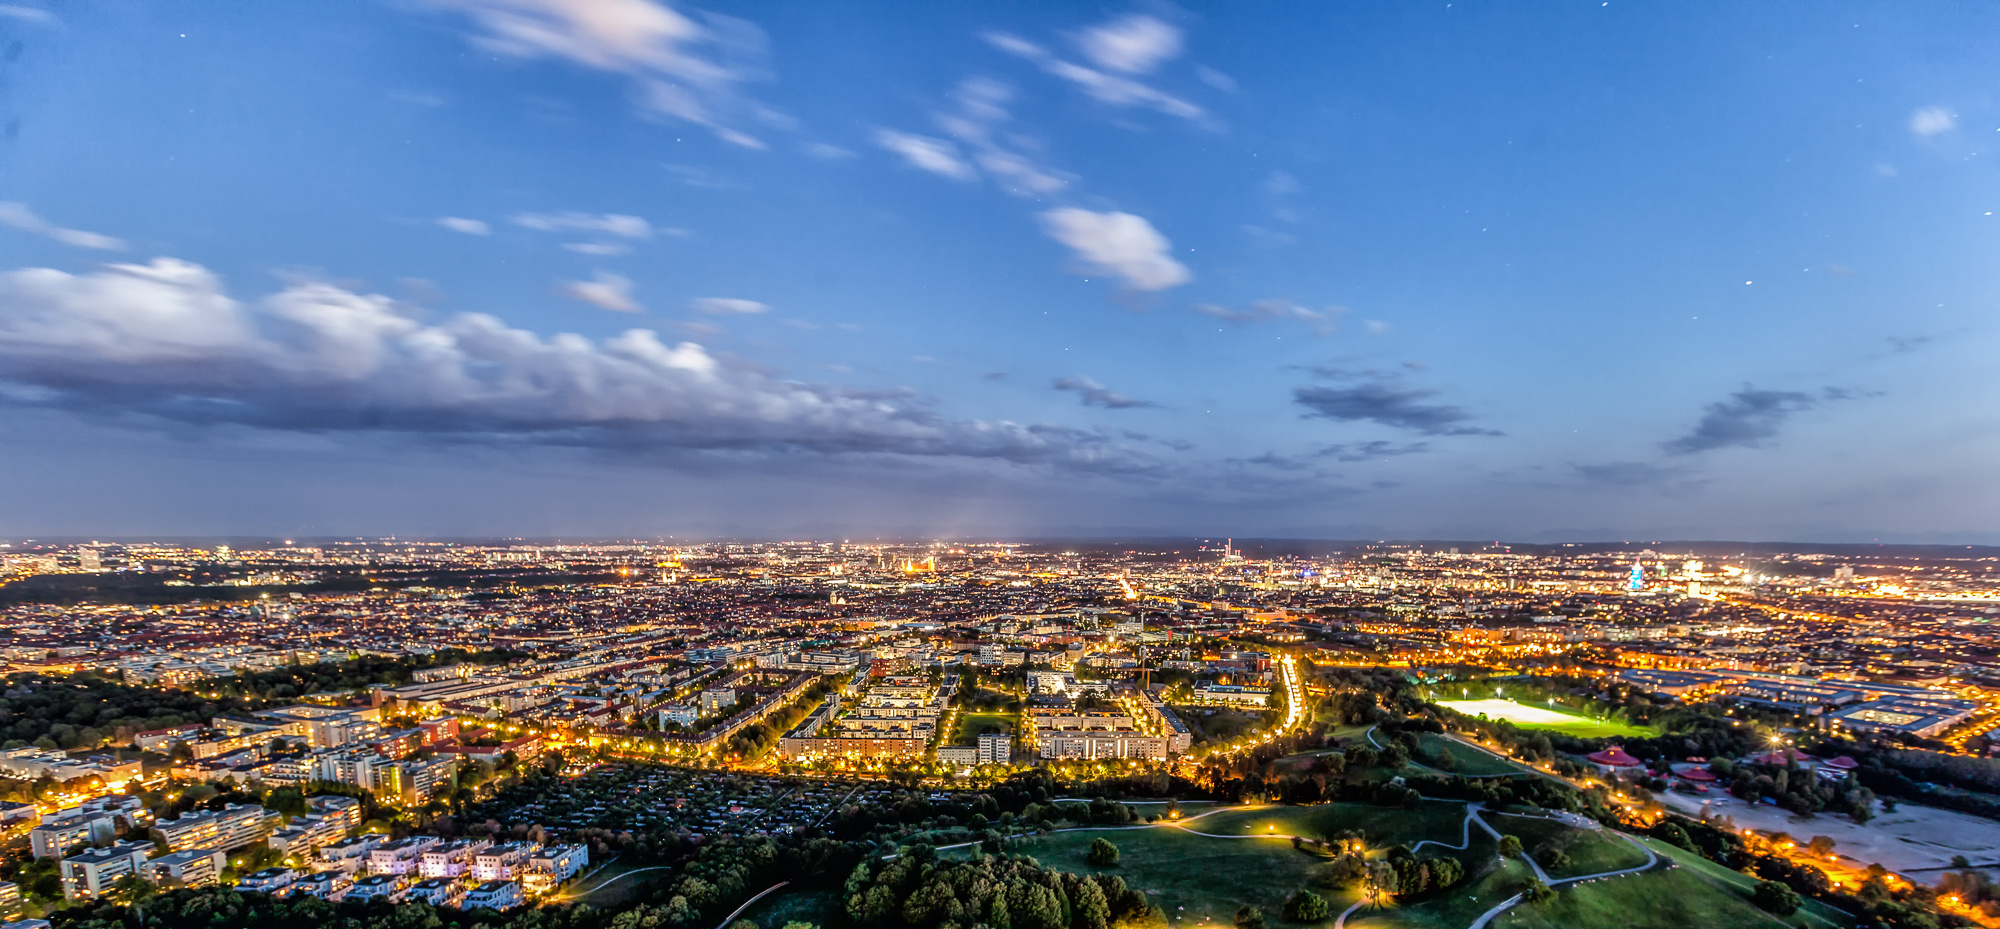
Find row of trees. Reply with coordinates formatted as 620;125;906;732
843;846;1166;929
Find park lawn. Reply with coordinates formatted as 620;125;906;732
1484;814;1649;879
1436;699;1656;739
1412;733;1524;778
1188;800;1470;850
1633;837;1853;929
951;711;1016;744
1492;862;1797;929
985;823;1358;925
739;888;844;929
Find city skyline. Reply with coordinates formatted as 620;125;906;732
2;1;1997;540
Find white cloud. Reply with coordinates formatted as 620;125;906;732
513;211;653;238
0;5;53;22
0;257;1157;470
985;30;1206;124
691;297;768;315
1038;208;1190;291
436;216;491;235
561;272;641;312
424;0;775;147
874;130;975;181
1909;106;1956;136
0;202;126;251
1076;15;1182;74
564;242;631;255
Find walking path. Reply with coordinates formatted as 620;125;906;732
714;881;790;929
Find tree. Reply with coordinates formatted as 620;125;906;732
1522;878;1554;904
1536;848;1570;871
1234;905;1266;929
1751;880;1801;916
1073;876;1111;929
1498;835;1523;858
1089;837;1121;867
1283;890;1330;922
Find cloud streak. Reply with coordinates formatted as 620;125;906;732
985;26;1206;124
1054;376;1156;410
513;211;653;238
0;203;126;251
1294;368;1499;436
1196;299;1346;335
0;258;1159;472
561;272;641;312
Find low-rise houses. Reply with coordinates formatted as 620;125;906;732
462;879;524;911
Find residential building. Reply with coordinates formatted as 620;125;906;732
0;881;18;920
142;848;227;889
320;833;386;874
29;813;115;860
345;874;403;903
419;838;490;879
462;880;524;911
977;731;1012;765
59;841;153;900
472;842;539;881
367;836;438;876
235;868;297;894
289;870;352;900
152;804;278;852
404;877;461;907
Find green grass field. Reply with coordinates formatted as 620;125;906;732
903;800;1852;929
1436;699;1657;739
1484;814;1648;880
1633;837;1851;929
1186;801;1471;848
1410;732;1525;777
950;711;1016;744
1492;863;1797;929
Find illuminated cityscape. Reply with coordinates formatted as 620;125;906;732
3;2;1998;929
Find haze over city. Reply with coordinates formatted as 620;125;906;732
2;2;1996;540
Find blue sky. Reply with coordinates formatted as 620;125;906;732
0;0;1996;540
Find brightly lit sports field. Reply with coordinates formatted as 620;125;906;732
1439;698;1657;738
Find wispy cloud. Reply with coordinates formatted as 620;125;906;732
0;202;125;251
422;0;776;148
0;5;54;23
0;257;1163;472
691;297;767;315
1661;385;1854;455
1909;106;1956;137
1054;376;1157;410
513;211;653;238
874;129;975;181
564;242;630;255
436;216;491;235
1196;299;1343;335
877;78;1070;197
561;272;641;312
1038;208;1190;291
1075;14;1182;75
1318;440;1428;462
986;29;1207;125
1294;367;1499;436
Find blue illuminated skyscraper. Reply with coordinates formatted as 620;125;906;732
1628;561;1645;592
